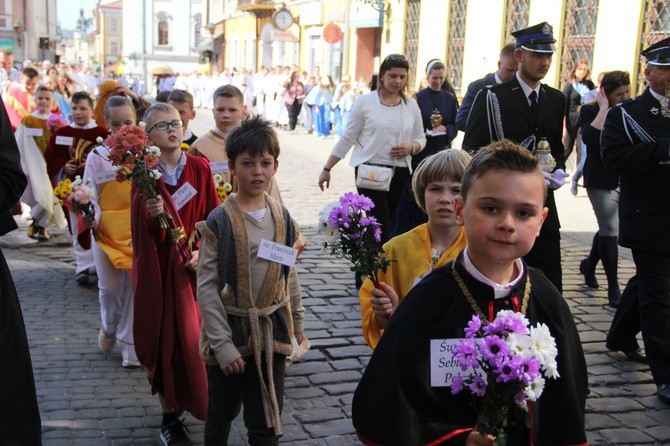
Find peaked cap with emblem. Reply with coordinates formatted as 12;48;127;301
512;22;556;54
641;37;670;66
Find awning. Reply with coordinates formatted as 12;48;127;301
195;38;214;52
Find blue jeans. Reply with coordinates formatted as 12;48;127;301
572;141;587;183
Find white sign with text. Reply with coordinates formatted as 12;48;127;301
257;239;297;267
430;338;484;387
172;182;197;211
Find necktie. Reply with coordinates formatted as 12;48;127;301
529;90;538;116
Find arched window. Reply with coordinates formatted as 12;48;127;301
638;0;670;93
559;0;599;88
158;20;169;45
445;0;468;96
503;0;530;42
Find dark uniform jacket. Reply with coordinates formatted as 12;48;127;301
579;103;619;190
601;88;670;252
462;75;565;234
456;73;496;131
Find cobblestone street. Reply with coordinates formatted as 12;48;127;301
2;109;670;445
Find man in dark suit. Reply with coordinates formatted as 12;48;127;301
0;95;42;444
601;37;670;405
462;22;568;293
455;42;518;131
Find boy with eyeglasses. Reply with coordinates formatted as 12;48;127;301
130;102;219;445
45;91;108;285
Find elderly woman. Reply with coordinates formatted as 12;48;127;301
318;54;426;243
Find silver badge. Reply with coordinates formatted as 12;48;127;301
542;23;551;35
651;106;659;116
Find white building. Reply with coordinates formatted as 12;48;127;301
123;0;203;95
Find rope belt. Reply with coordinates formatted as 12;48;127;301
224;299;289;435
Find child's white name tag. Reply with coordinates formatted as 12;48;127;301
430;339;483;387
172;182;197;211
257;239;297;267
55;135;74;146
26;127;43;137
95;170;117;184
210;161;229;174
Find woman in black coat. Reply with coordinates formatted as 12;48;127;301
578;70;631;307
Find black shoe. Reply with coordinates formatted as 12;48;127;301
606;343;648;364
608;288;622;308
76;270;89;285
160;417;191;445
579;259;599;288
658;384;670;404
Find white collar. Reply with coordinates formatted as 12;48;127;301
70;120;98;130
648;87;667;104
516;72;540;100
31;111;50;119
184;128;193;140
494;72;504;84
212;127;231;139
461;247;525;299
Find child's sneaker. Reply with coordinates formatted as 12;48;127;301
160;416;191;445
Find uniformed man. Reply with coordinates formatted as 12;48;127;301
601;37;670;405
462;22;568;292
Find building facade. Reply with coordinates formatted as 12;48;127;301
123;0;203;94
0;0;58;63
91;0;124;77
197;0;669;96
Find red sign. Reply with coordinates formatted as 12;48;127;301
323;23;343;44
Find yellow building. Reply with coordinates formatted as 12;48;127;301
202;0;670;94
383;0;668;95
92;0;123;76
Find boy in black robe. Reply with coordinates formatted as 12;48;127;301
352;140;587;446
0;95;42;444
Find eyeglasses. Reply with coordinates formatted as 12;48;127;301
147;119;183;132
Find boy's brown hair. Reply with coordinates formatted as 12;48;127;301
143;102;179;129
213;84;243;104
411;149;472;212
461;139;547;202
71;91;94;109
226;115;280;163
35;84;54;96
22;67;39;80
168;89;194;110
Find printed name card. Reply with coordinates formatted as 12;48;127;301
210;161;230;174
430;339;484;387
257;239;297;267
95;170;117;184
172;182;197;211
55;135;74;146
26;128;44;137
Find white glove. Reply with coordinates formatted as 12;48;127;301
542;169;569;190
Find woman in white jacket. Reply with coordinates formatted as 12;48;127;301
318;54;426;242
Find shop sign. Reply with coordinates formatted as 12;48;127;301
350;0;383;28
323;23;343;44
272;29;298;43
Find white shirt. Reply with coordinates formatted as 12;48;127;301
461;247;525;299
516;72;541;108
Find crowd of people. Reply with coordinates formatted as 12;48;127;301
1;19;670;446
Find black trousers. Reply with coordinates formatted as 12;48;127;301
524;227;562;294
616;250;670;384
607;275;641;351
205;354;286;446
355;166;410;244
285;101;302;131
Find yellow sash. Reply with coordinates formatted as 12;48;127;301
97;180;133;270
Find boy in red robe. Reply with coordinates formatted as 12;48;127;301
44;91;108;285
131;102;219;444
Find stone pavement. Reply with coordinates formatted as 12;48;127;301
2;109;670;445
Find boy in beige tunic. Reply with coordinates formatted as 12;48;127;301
190;84;283;203
196;115;304;445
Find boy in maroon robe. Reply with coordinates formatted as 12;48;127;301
44;91;108;285
131;102;219;444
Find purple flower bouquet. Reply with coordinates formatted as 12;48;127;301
451;310;559;445
318;192;393;287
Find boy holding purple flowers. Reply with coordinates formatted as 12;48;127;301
352;140;587;446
